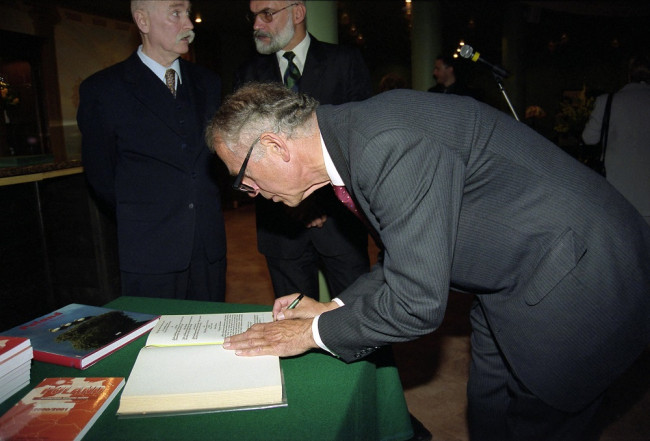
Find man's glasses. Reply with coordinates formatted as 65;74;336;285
246;3;298;24
232;137;260;194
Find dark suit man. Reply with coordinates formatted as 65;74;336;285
428;54;477;98
207;83;650;440
234;0;371;301
77;0;226;301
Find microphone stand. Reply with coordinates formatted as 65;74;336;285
491;71;520;121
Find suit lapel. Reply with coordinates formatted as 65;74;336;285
259;55;283;82
316;106;352;186
123;53;184;138
300;36;326;93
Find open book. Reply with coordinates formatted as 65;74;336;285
117;312;285;417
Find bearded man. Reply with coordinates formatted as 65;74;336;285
233;1;373;304
77;0;227;301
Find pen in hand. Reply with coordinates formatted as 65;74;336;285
287;293;304;310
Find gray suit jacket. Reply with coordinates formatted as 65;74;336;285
316;90;650;411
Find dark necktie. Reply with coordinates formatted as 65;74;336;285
283;51;301;91
165;69;176;97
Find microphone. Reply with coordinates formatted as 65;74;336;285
459;45;510;79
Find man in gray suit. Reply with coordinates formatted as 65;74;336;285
207;83;650;440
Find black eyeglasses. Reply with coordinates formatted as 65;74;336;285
246;3;298;24
232;137;260;194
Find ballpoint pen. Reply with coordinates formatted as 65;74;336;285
287;293;304;310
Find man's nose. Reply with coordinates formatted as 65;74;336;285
183;13;194;29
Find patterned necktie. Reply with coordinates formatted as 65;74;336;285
283;51;301;91
332;185;382;246
165;69;176;97
332;185;362;220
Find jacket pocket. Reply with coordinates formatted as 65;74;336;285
524;227;587;305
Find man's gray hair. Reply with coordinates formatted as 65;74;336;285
131;0;147;16
205;82;319;155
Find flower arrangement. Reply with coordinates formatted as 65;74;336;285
525;105;546;120
553;86;594;140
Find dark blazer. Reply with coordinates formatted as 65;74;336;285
77;52;226;274
234;35;371;259
316;90;650;412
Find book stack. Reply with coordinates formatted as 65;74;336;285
0;336;33;405
0;377;124;441
1;304;159;369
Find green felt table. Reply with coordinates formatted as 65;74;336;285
1;297;414;441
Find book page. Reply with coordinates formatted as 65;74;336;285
145;312;272;347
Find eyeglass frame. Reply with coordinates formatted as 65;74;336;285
246;2;299;24
232;136;261;193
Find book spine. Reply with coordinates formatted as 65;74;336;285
32;349;83;369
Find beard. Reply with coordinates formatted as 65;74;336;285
253;17;295;54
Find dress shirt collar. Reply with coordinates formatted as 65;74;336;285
276;33;310;75
321;133;344;186
137;45;182;86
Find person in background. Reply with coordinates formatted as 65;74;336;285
378;72;408;92
582;51;650;224
428;54;474;97
77;0;227;301
207;82;650;441
233;0;371;302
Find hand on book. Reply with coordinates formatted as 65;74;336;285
223;318;316;358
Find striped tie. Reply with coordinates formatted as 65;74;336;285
283;51;301;91
165;69;176;97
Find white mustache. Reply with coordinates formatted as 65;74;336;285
177;30;195;44
253;30;271;40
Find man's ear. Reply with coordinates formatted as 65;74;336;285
133;9;149;34
293;3;306;24
259;133;291;162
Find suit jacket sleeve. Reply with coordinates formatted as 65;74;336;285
78;76;118;210
318;129;465;362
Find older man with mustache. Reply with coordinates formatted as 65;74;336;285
77;0;227;301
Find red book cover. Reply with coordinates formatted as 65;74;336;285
1;304;159;369
0;377;124;441
0;337;31;364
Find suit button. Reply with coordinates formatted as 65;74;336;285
181;143;188;150
189;203;194;209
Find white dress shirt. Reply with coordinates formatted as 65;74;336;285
276;33;310;79
137;45;182;89
311;134;346;355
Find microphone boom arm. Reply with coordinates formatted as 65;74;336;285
459;44;519;121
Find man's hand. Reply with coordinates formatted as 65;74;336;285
305;214;327;228
223;295;341;357
223;319;316;357
272;294;339;321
